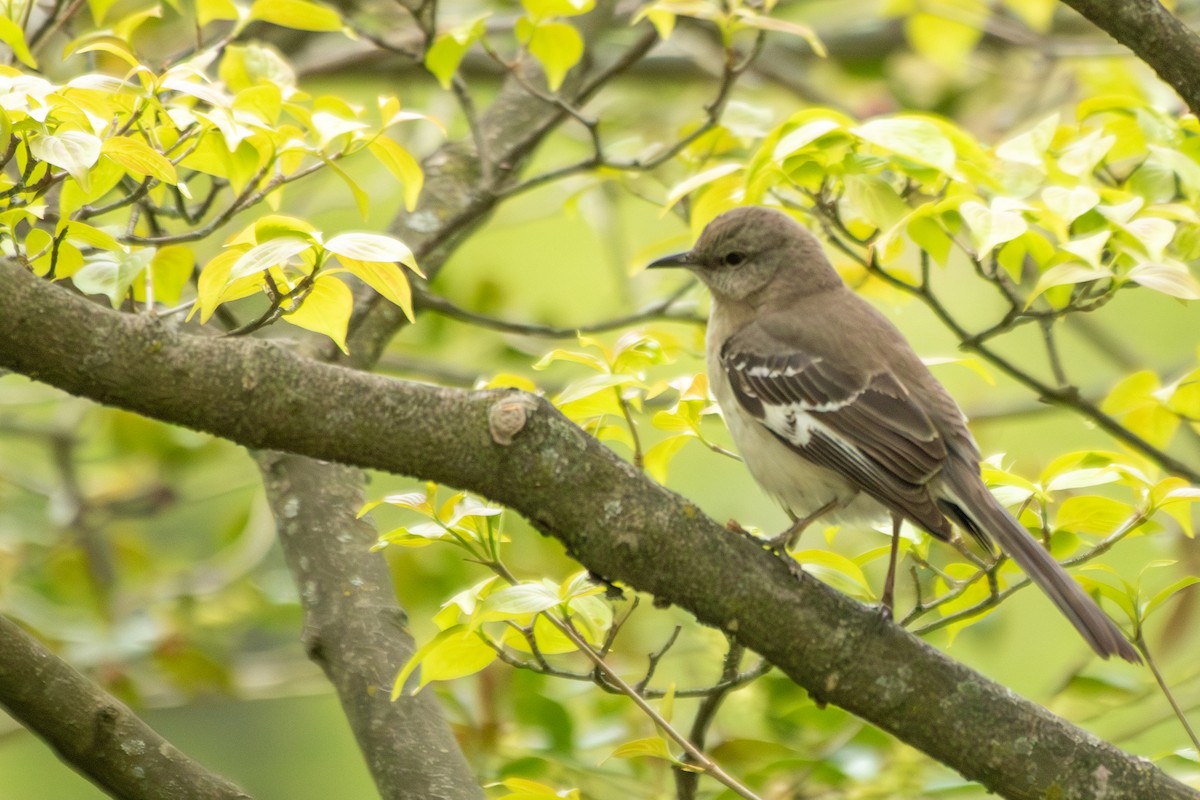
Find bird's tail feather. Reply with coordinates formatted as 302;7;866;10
941;462;1141;663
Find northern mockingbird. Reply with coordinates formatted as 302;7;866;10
649;205;1139;662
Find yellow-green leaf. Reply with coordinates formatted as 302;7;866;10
607;737;678;764
392;625;497;697
516;18;583;92
283;274;354;352
0;16;38;68
30;131;102;189
340;257;414;321
367;137;423;211
101;136;178;184
248;0;342;31
1055;496;1134;536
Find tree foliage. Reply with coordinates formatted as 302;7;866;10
1;0;1199;799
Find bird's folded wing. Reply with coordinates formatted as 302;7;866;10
720;338;952;537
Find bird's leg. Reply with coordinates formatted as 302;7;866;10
879;514;902;621
766;498;840;553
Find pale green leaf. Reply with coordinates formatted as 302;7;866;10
479;583;561;617
324;232;417;271
1126;262;1200;300
72;249;154;307
1057;130;1115;177
1028;262;1111;303
665;163;743;209
1060;231;1110;267
30;130;102;188
1041;185;1099;224
853;117;957;174
995;113;1058;167
228;236;313;281
960;199;1028;256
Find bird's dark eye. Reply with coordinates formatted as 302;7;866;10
722;251;746;267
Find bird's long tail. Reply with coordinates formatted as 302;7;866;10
940;461;1141;663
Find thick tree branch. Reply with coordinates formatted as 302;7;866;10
1;260;1195;800
255;454;484;800
1059;0;1200;113
0;614;252;800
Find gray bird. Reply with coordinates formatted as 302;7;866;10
649;205;1140;663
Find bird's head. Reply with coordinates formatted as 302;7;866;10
647;206;841;303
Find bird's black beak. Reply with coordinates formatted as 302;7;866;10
646;251;692;270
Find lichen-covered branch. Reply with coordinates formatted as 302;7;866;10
1;258;1194;800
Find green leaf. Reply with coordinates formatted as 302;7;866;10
1102;370;1160;415
0;16;38;68
1055;496;1133;536
607;736;678;764
146;245;195;306
643;434;692;483
516;18;583;91
368;137;423;211
424;15;489;89
30;130;102;189
101;136;178;184
1141;577;1200;620
392;625;496;697
253;214;319;243
1028;262;1111;305
793;549;875;601
844;173;909;232
771;118;843;161
197;0;241;25
340;258;414;321
324;232;417;271
283;274;353;353
852;117;957;174
493;777;581;800
248;0;342;31
228;236;314;281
